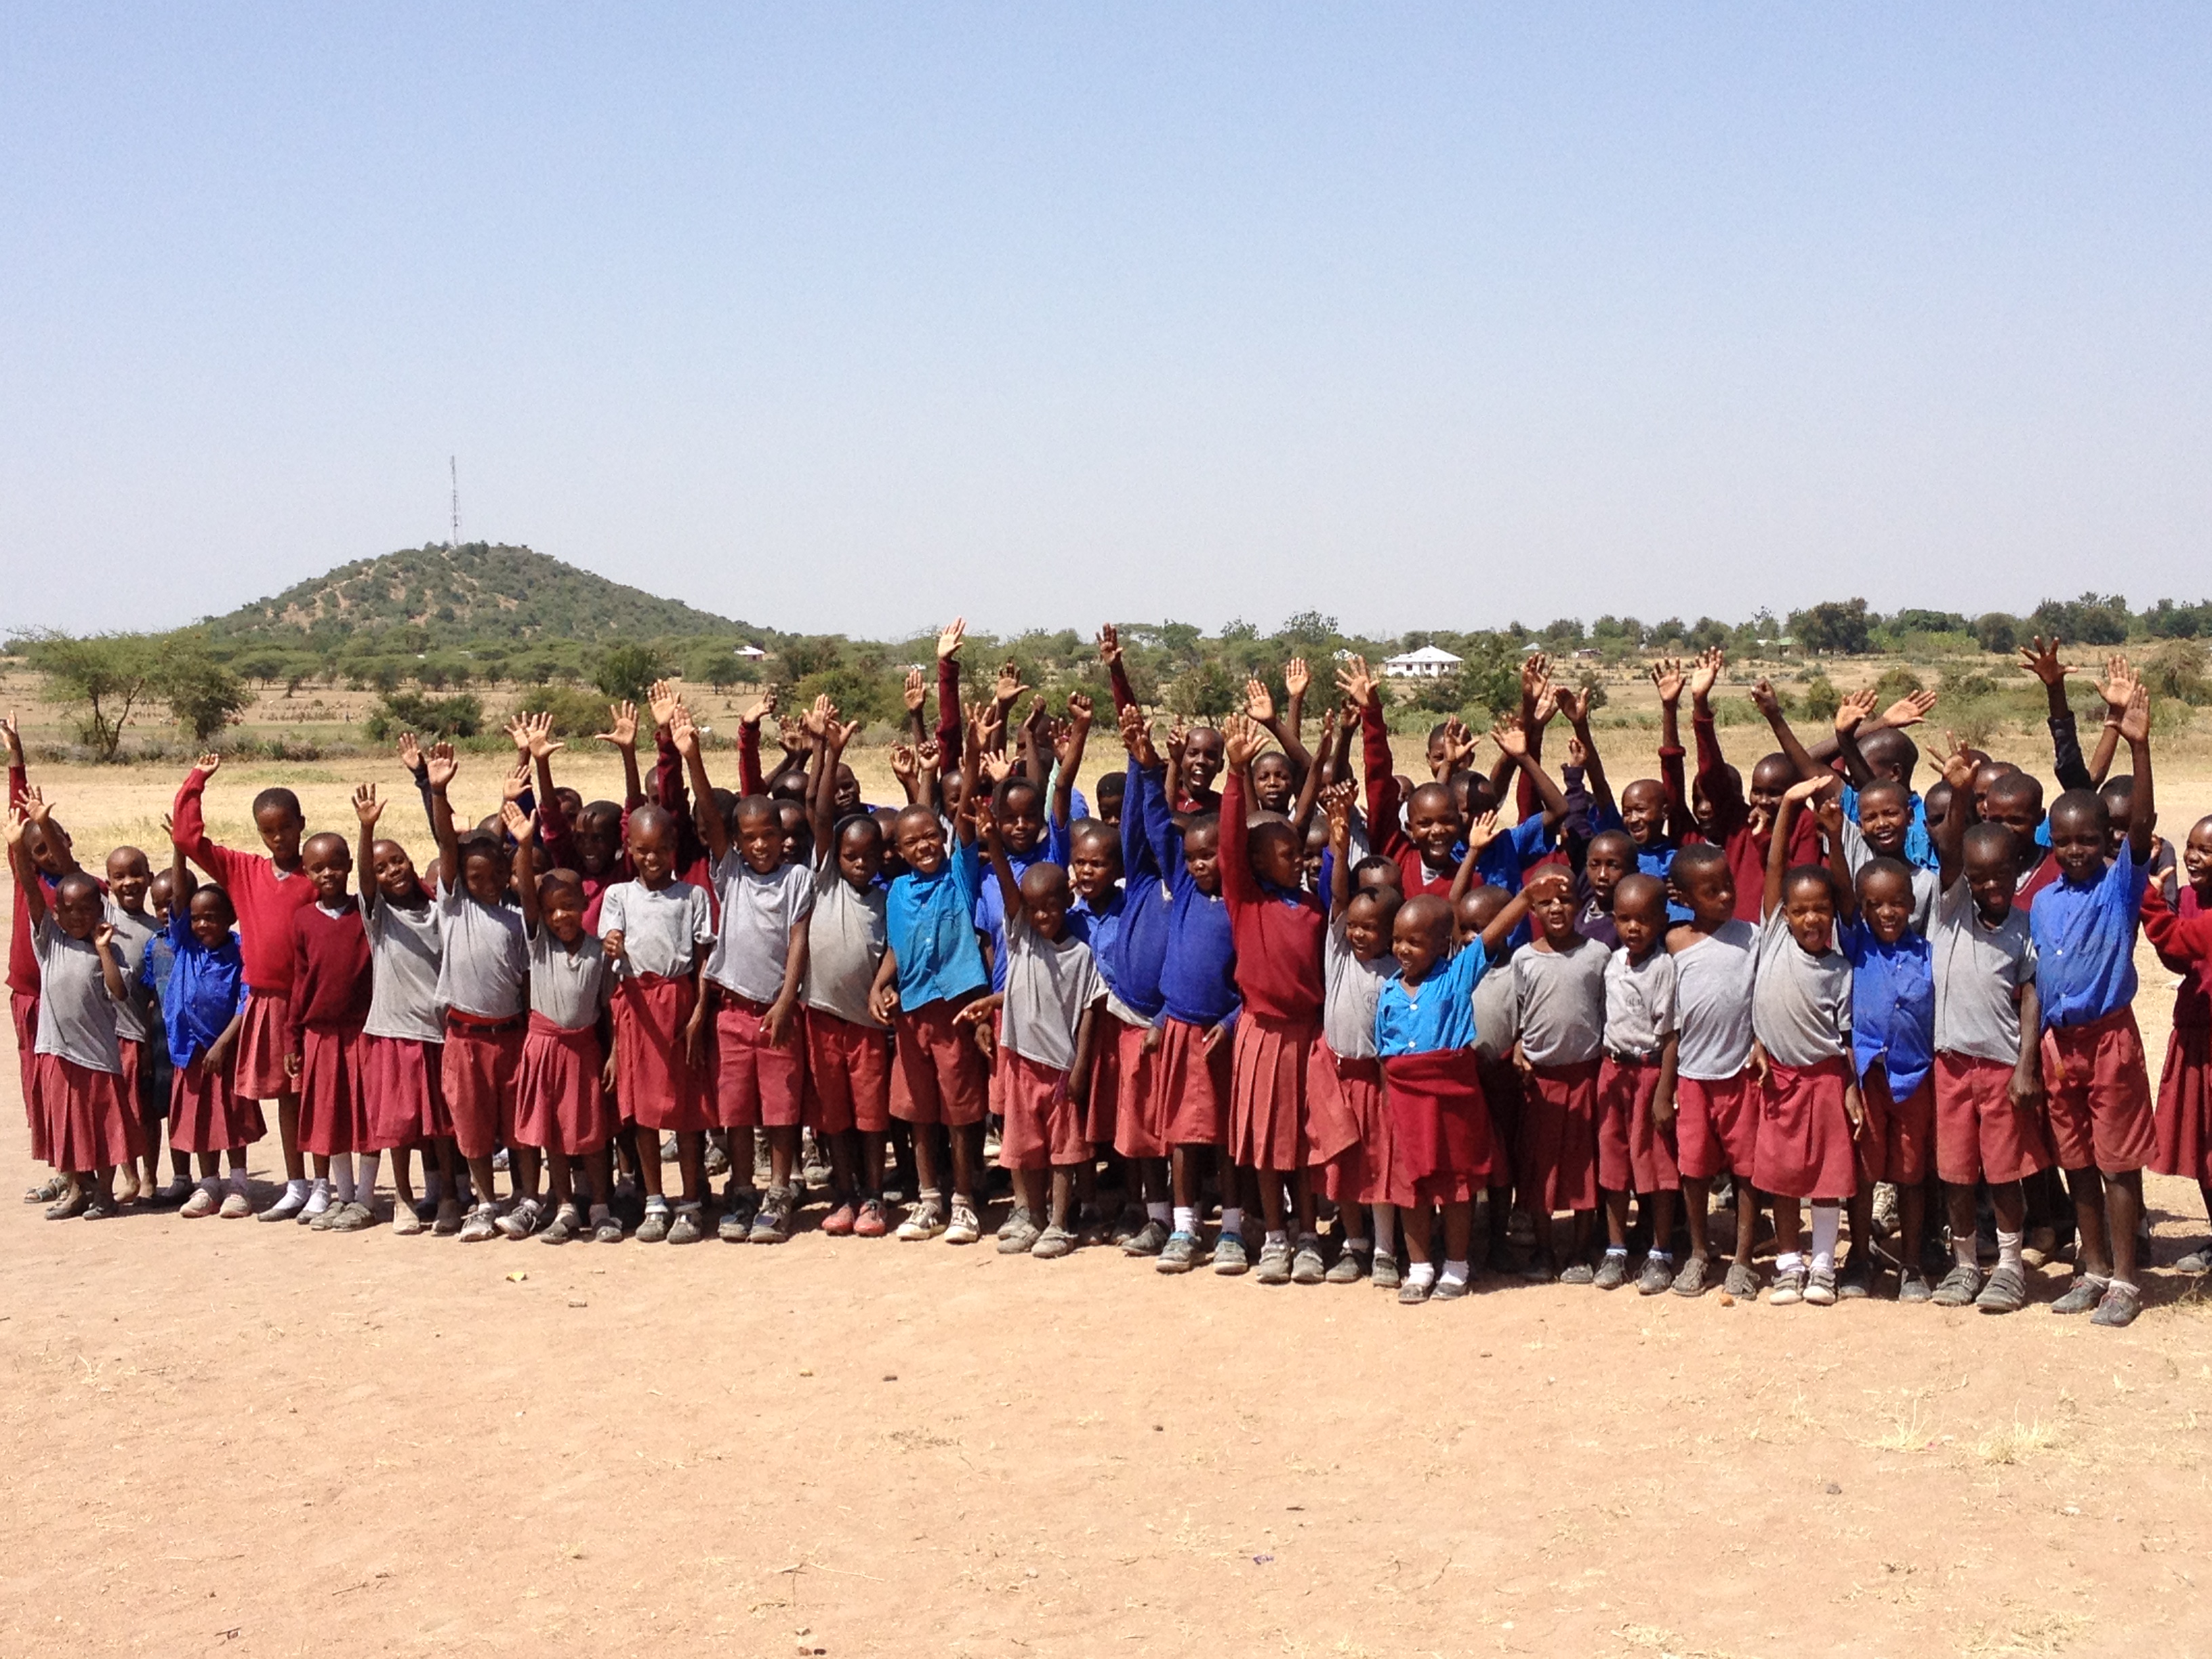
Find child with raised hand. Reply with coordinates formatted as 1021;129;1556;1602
872;702;997;1244
1098;704;1177;1255
423;743;531;1241
1830;690;1941;934
100;841;165;1204
1320;781;1401;1286
150;823;256;1218
1510;862;1608;1285
1683;650;1819;921
501;804;619;1245
2142;814;2212;1271
1216;714;1356;1286
285;830;377;1231
968;777;1103;1259
674;703;809;1244
171;751;320;1220
6;795;138;1217
136;860;197;1204
1750;777;1864;1308
3;712;60;1193
350;783;445;1235
1460;882;1525;1272
1664;842;1761;1298
1596;873;1681;1294
1926;738;2049;1313
2034;684;2159;1327
1130;708;1245;1274
792;703;895;1237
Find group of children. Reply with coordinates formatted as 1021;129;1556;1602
9;626;2210;1328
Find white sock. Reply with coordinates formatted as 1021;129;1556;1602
356;1152;381;1201
645;1193;670;1212
1648;1248;1673;1263
1264;1229;1288;1248
1172;1205;1195;1235
1406;1261;1436;1289
1147;1202;1171;1225
1439;1258;1469;1287
1220;1206;1245;1239
1810;1206;1839;1274
1604;1244;1628;1258
283;1177;309;1201
1775;1250;1803;1274
1370;1205;1397;1254
331;1156;355;1204
1996;1228;2023;1271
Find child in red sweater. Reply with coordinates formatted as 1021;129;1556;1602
2144;815;2212;1269
173;753;319;1220
285;832;376;1231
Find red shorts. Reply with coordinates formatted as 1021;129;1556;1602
2152;1022;2212;1185
1597;1055;1679;1194
1675;1072;1757;1181
1516;1058;1601;1214
1156;1016;1231;1149
705;991;799;1130
169;1052;266;1154
232;991;294;1101
804;1010;892;1135
1475;1054;1523;1189
1380;1048;1492;1208
1934;1052;2051;1185
890;1000;989;1128
1227;1012;1356;1172
1858;1067;1933;1188
2041;1007;2156;1175
1324;1052;1390;1208
442;1014;525;1160
35;1052;139;1172
1751;1056;1858;1202
1104;1017;1166;1160
296;1026;370;1155
996;1050;1089;1169
513;1012;616;1156
12;991;44;1163
360;1033;448;1149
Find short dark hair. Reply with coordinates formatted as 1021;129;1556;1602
251;786;302;821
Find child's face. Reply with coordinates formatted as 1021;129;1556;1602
1406;786;1462;867
2184;820;2212;890
54;876;104;940
838;820;885;890
1861;730;1916;789
1094;785;1124;829
2099;788;2133;859
779;802;811;866
1858;867;1914;945
736;808;783;877
188;888;235;949
1678;864;1736;928
1454;888;1506;949
834;765;861;815
541;876;588;945
629;819;680;887
1965;842;2016;926
1021;867;1070;941
255;802;305;866
463;846;510;906
573;808;621;876
24;821;70;878
1970;761;2013;817
303;834;352;904
895;810;947;876
1584;835;1631;905
147;872;175;924
1303;820;1327;890
104;848;150;914
1782;872;1836;956
998;784;1046;857
1391;908;1448;982
1689;779;1719;838
1181;729;1224;797
1344;890;1397;960
1612;885;1666;957
1856;786;1912;859
1748;757;1797;823
1984;785;2045;853
1181;823;1221;896
1249;822;1303;892
2049;802;2108;883
1067;828;1120;902
371;838;421;901
1619;780;1668;846
1252;754;1294;814
1528;872;1577;946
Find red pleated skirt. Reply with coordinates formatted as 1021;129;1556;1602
169;1052;266;1153
232;991;293;1101
1227;1011;1357;1172
1596;1056;1679;1194
360;1033;448;1149
2152;1021;2212;1185
36;1052;140;1172
1516;1059;1601;1214
1323;1051;1389;1207
1476;1054;1523;1190
14;991;46;1163
1381;1048;1492;1208
1106;1017;1167;1160
514;1012;616;1155
616;974;711;1132
1751;1056;1858;1202
1155;1016;1231;1148
296;1025;369;1155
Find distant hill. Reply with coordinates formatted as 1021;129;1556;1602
201;543;764;645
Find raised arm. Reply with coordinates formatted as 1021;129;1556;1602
1339;656;1401;839
352;783;384;905
936;618;966;770
1096;623;1139;716
1828;688;1879;788
815;709;862;857
1810;783;1855;920
1322;781;1357;919
3;807;47;931
594;701;645;811
901;666;929;748
1282;657;1310;759
1216;717;1262;907
1929;734;1977;891
1687;649;1745;832
1051;693;1094;828
671;704;731;863
502;804;542;930
2117;682;2154;864
1118;708;1166;882
2020;636;2095;793
1650;659;1690;841
1244;674;1312;783
424;742;463;886
2085;655;2136;787
1490;718;1571;825
1749;678;1828;784
979;786;1024;926
1477;884;1536;957
1555;687;1614;821
954;702;996;846
1450;811;1505;905
734;688;775;796
169;752;227;876
1767;777;1828;920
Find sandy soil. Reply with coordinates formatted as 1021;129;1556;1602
5;731;2212;1657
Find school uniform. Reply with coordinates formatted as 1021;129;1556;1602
104;903;160;1128
171;768;318;1100
1374;943;1492;1208
1841;918;1934;1188
1671;920;1759;1181
994;909;1103;1170
359;886;447;1149
1092;758;1173;1160
433;877;529;1160
1688;718;1824;923
802;855;893;1138
1134;761;1239;1148
1360;699;1551;903
1930;880;2049;1184
2142;884;2212;1186
151;911;259;1153
605;877;718;1133
1471;946;1523;1181
1322;917;1397;1208
287;899;373;1156
1840;783;1938;872
1749;913;1856;1202
884;840;991;1127
1598;947;1679;1195
514;922;616;1156
1512;937;1608;1214
1838;820;1940;936
29;914;138;1171
2033;843;2155;1174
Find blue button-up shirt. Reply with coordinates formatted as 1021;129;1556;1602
1374;940;1489;1058
146;912;249;1069
2032;842;2149;1029
1841;920;1935;1100
886;842;989;1011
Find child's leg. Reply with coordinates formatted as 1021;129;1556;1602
1048;1166;1076;1231
766;1124;800;1191
2106;1169;2145;1284
677;1132;709;1204
546;1148;575;1210
950;1122;985;1202
1897;1179;1926;1278
391;1145;416;1207
1256;1167;1288;1237
636;1131;665;1199
197;1150;222;1179
2065;1165;2113;1279
1772;1195;1803;1259
829;1130;861;1201
1400;1202;1434;1267
1683;1175;1713;1263
1486;1176;1513;1253
1569;1207;1595;1259
1809;1200;1841;1270
277;1091;305;1183
1848;1183;1876;1267
726;1126;758;1195
1732;1179;1759;1268
1291;1168;1317;1236
1647;1189;1677;1254
1603;1188;1631;1250
586;1147;615;1209
911;1122;943;1200
466;1153;499;1201
1012;1165;1046;1219
859;1129;886;1197
1441;1200;1472;1267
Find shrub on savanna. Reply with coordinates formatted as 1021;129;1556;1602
1801;675;1841;722
509;685;624;741
24;630;252;759
2144;641;2212;706
364;691;483;741
792;666;903;729
592;642;672;708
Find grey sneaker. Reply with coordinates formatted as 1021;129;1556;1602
998;1209;1042;1255
1290;1234;1327;1285
1031;1223;1076;1259
1870;1181;1900;1238
1557;1261;1595;1286
1397;1275;1431;1305
1723;1261;1760;1299
539;1204;583;1245
329;1200;377;1233
1898;1271;1935;1303
2089;1280;2142;1328
801;1138;832;1191
1805;1267;1837;1307
1370;1249;1401;1290
1156;1230;1200;1273
1212;1232;1250;1276
457;1203;499;1243
721;1185;762;1238
1325;1242;1372;1284
2175;1239;2212;1274
1593;1252;1629;1291
634;1205;670;1244
1121;1218;1170;1257
1835;1257;1875;1300
495;1197;542;1240
1931;1263;1983;1307
668;1205;704;1245
1636;1255;1673;1295
1431;1273;1471;1301
748;1187;793;1244
1254;1237;1293;1285
1975;1262;2028;1314
308;1195;345;1231
943;1199;981;1246
592;1211;625;1244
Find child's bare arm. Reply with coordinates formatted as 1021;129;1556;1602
980;787;1023;922
1051;694;1093;828
594;701;645;809
764;919;809;1046
1450;811;1504;905
2087;655;2136;787
1811;783;1854;920
671;706;730;863
1650;1031;1680;1129
2118;683;2154;864
1750;679;1828;783
1929;733;1975;891
1555;687;1614;819
1322;782;1356;919
1477;887;1536;957
352;783;383;905
425;743;463;888
869;945;901;1023
1490;719;1571;824
1068;1000;1099;1107
815;712;861;858
1767;778;1825;920
92;922;125;1008
2011;982;2043;1107
954;703;995;847
502;804;541;930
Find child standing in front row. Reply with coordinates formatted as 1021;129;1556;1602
352;783;446;1235
1665;844;1761;1298
2143;814;2212;1273
1511;863;1607;1284
102;844;165;1204
153;834;257;1219
287;832;377;1231
1321;781;1401;1287
1596;872;1681;1296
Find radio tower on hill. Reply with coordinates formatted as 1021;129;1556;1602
449;456;462;550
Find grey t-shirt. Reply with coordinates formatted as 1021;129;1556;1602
1000;909;1103;1074
1932;878;2037;1064
1471;946;1519;1061
434;878;528;1021
33;915;121;1073
1513;936;1610;1067
705;853;815;1003
1323;916;1396;1061
1603;946;1678;1059
804;861;888;1029
529;922;609;1030
362;888;445;1043
1672;919;1758;1081
598;879;714;981
1752;909;1852;1068
104;905;159;1046
1840;820;1940;937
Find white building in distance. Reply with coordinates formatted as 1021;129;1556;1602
1382;644;1463;680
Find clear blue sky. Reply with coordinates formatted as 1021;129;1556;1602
3;5;2207;641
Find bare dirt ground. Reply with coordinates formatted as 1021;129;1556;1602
5;727;2212;1658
